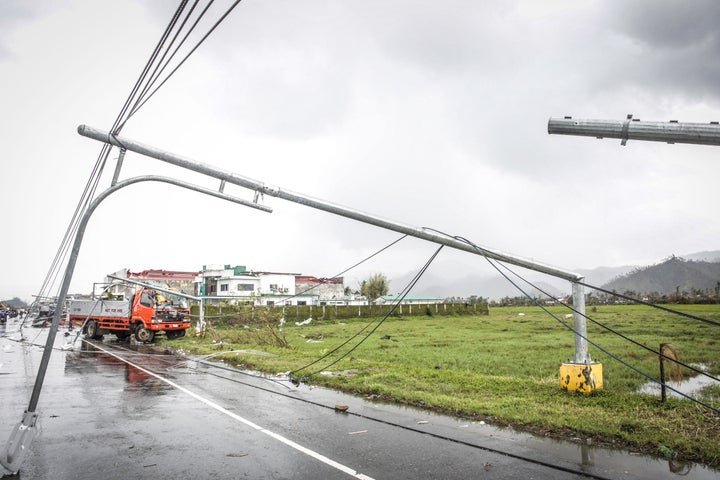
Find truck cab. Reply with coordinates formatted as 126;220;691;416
130;289;190;342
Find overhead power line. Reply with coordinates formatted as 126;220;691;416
449;233;720;416
290;245;445;381
34;1;244;308
120;0;245;129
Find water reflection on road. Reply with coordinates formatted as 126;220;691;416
65;341;175;395
2;323;719;479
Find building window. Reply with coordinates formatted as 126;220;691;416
220;284;229;292
266;301;275;307
237;284;254;291
269;284;278;291
297;301;306;306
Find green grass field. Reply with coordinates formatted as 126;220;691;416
169;304;720;466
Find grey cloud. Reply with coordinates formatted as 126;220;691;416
609;0;720;50
600;0;720;101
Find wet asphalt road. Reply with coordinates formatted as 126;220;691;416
1;322;718;480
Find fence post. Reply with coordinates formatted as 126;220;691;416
659;344;667;403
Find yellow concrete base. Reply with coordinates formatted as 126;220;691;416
560;362;603;394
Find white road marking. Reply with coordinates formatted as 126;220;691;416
88;341;374;479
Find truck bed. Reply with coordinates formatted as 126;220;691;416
69;300;130;319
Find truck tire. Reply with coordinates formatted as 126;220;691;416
135;325;155;343
86;320;103;340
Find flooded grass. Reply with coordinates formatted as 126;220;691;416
169;304;720;467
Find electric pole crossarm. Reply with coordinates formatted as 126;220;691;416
548;116;720;146
77;124;583;282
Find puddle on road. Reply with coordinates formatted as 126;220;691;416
64;340;176;396
517;427;719;480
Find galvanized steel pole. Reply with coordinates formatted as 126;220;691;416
548;116;720;146
77;124;583;283
571;282;589;363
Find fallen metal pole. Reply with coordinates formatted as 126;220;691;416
78;124;590;366
106;274;202;302
78;124;582;283
548;116;720;146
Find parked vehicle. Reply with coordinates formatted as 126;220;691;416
69;289;190;342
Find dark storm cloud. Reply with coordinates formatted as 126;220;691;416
603;0;720;101
611;0;720;49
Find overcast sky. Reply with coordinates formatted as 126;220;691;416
1;0;719;302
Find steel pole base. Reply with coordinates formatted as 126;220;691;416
0;411;39;475
560;363;603;395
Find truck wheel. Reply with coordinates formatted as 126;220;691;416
86;320;103;340
135;326;155;343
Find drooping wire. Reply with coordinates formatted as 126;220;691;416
33;0;242;317
120;0;203;126
422;228;720;379
111;0;192;134
485;258;720;386
117;0;212;131
26;142;112;319
29;1;195;317
274;234;408;306
445;233;720;415
186;234;407;330
290;245;444;381
120;0;245;128
577;280;720;327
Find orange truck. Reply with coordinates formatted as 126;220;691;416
69;288;190;342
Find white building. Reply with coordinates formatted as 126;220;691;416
196;264;319;306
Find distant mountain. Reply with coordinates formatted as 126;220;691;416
1;297;29;308
575;265;636;287
388;251;719;300
390;260;636;301
601;256;720;295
